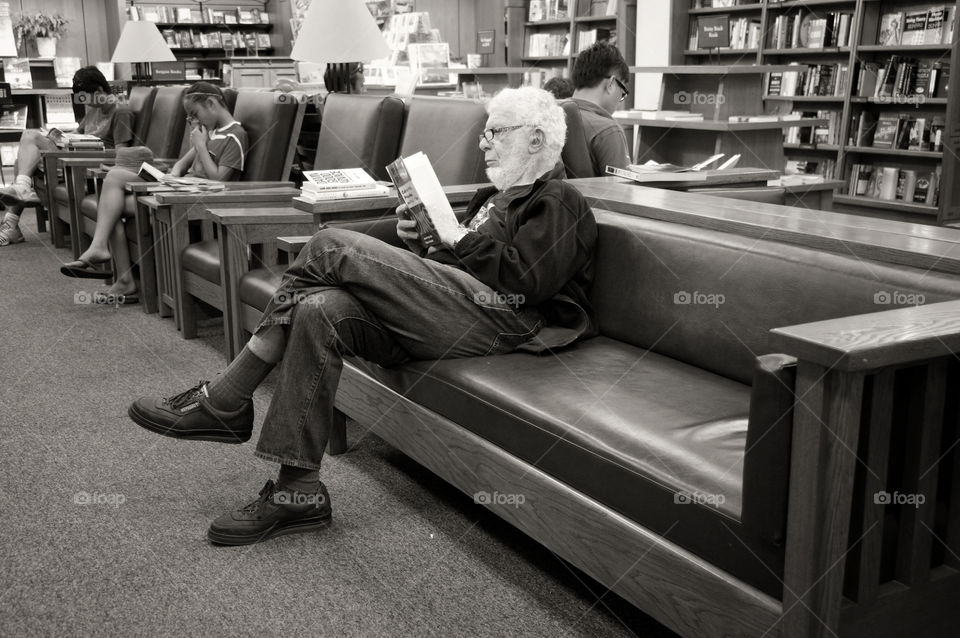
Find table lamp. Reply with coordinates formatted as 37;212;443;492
111;20;177;84
290;0;391;93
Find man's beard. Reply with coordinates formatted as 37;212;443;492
485;150;528;191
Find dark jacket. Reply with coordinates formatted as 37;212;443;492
427;165;598;350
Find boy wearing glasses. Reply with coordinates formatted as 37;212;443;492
127;87;598;546
569;42;632;177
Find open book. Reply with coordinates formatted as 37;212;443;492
386;152;459;248
137;162;225;192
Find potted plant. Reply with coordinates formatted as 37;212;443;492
14;13;69;58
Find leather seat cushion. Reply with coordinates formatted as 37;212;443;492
181;240;220;284
345;338;784;596
239;268;284;310
54;184;68;205
80;194;136;221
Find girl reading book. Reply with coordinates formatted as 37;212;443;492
58;82;248;305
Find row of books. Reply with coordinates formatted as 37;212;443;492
162;30;270;50
688;17;760;50
128;6;269;25
692;0;753;7
878;7;955;46
849;112;945;152
767;64;849;97
522;66;568;90
528;33;571;57
784;110;841;146
769;12;853;49
577;28;614;52
847;164;941;206
528;0;571;21
856;58;949;99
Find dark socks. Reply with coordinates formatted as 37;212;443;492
277;464;321;494
205;346;275;411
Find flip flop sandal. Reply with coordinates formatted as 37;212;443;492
94;290;139;306
60;258;114;280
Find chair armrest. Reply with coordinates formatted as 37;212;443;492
153;187;299;205
58;158;112;170
769;300;960;372
277;236;312;260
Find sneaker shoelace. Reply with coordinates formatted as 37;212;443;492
240;481;277;515
162;381;209;410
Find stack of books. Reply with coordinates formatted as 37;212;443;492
297;168;391;203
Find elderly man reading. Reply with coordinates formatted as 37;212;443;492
128;87;599;545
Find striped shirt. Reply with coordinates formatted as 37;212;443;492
190;121;248;179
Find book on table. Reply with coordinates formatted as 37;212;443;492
298;167;391;202
386;152;460;248
605;156;726;183
136;162;225;192
43;128;104;149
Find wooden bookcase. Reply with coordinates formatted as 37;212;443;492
677;0;960;225
507;0;637;91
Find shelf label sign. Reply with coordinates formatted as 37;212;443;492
477;30;495;54
698;16;729;49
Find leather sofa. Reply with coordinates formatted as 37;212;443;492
312;200;960;638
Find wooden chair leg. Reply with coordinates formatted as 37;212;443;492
328;412;348;455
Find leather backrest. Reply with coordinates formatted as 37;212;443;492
313;94;405;181
126;86;156;146
686;187;787;206
232;90;304;181
559;99;595;179
142;85;187;158
589;209;960;385
398;96;487;185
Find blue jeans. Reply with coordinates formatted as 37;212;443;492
254;228;544;469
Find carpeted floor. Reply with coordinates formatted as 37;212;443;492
0;210;678;637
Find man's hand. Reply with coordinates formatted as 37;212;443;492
396;205;425;253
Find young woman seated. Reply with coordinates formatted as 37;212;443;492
0;66;135;247
58;83;248;305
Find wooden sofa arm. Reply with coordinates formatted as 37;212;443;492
766;300;960;638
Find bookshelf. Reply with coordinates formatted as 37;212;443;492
125;3;276;82
509;0;637;91
679;0;960;225
0;61;78;169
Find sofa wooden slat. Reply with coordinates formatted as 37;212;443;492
895;361;947;585
333;362;784;638
848;369;894;604
840;567;960;637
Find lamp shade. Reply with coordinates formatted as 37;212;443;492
290;0;391;63
111;21;176;63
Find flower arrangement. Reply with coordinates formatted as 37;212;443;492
14;13;69;41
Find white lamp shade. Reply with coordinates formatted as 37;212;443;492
111;21;176;63
290;0;391;63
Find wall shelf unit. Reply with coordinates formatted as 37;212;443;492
678;0;960;224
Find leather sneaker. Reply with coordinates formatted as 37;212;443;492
128;381;253;443
207;480;333;546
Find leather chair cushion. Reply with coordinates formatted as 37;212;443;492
590;210;960;385
347;337;783;596
142;86;187;158
239;267;284;310
398;97;487;186
80;193;135;221
54;184;68;205
181;240;220;284
127;86;157;146
313;94;405;181
233;90;301;181
559;100;595;179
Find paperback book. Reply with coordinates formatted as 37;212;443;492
137;162;226;191
386;152;459;248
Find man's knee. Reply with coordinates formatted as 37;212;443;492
290;289;358;325
307;227;370;252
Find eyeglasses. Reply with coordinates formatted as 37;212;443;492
610;76;629;102
479;125;525;144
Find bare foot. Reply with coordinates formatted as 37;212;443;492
74;247;112;266
104;280;138;297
